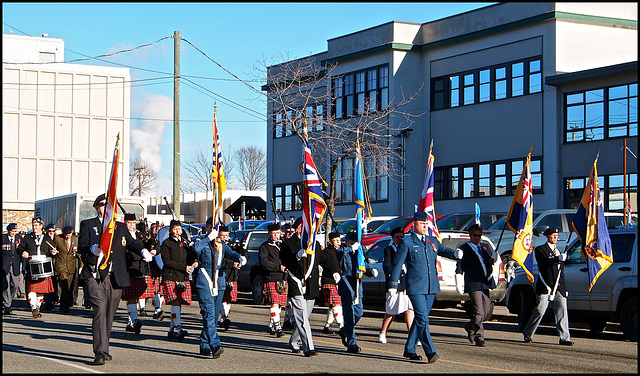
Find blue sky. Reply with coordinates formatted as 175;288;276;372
3;2;494;196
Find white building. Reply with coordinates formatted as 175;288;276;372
3;34;131;229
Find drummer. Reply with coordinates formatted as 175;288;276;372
18;217;59;319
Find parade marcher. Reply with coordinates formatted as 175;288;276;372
319;231;344;334
336;231;378;353
218;224;247;330
388;211;463;363
54;225;79;313
522;226;573;346
146;223;165;320
280;218;340;356
378;227;415;344
193;217;246;358
3;223;25;315
455;224;498;347
258;223;288;337
78;194;155;365
159;219;198;341
18;217;58;319
121;213;155;335
42;223;60;310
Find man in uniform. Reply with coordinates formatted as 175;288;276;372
522;226;573;346
55;225;79;313
388;211;463;363
258;223;288;337
219;225;247;330
319;231;343;334
3;223;24;315
78;194;155;365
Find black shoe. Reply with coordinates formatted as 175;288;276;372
133;320;142;334
323;326;333;334
426;353;439;364
467;331;475;343
304;350;318;357
475;340;486;347
3;308;12;315
93;353;106;366
346;345;361;354
211;346;224;359
523;336;532;343
291;348;301;354
126;323;135;332
559;340;573;346
269;327;276;335
84;304;92;309
178;327;188;341
283;319;293;329
153;309;164;321
138;309;147;317
199;348;211;356
103;353;112;361
275;328;284;338
338;328;348;347
16;294;25;299
222;318;231;331
61;307;70;313
403;351;423;361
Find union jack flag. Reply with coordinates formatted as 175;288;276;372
301;125;326;255
211;104;226;230
417;145;441;241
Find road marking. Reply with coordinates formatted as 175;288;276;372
3;344;103;374
313;339;526;373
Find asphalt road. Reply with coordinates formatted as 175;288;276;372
2;293;637;374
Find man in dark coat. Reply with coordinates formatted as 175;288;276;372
522;226;573;346
77;194;155;365
258;223;288;336
219;224;247;330
3;223;25;315
455;224;498;347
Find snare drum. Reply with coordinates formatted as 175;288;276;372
29;255;54;280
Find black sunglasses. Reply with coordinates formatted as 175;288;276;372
470;233;483;237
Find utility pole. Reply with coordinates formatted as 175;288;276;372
173;30;181;219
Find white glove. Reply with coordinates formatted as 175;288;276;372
454;248;464;259
351;242;360;251
559;253;567;262
207;229;218;242
90;244;102;256
141;249;153;262
388;288;397;296
239;256;247;266
333;272;341;284
455;274;464;295
370;268;378;278
296;249;307;260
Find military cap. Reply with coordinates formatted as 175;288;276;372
267;223;281;232
543;227;559;236
93;193;107;207
413;211;428;221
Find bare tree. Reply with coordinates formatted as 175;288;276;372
182;144;235;193
129;157;157;196
259;53;422;236
232;145;266;190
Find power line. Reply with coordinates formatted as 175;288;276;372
182;77;266;120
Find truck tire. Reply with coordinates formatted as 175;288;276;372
619;296;637;342
251;274;265;305
517;288;535;332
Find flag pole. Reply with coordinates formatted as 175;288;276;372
623;138;627;225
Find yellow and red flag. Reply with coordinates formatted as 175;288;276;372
507;147;534;282
99;134;120;270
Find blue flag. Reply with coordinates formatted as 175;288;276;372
507;149;534;283
354;142;367;278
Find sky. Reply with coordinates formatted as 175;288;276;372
2;2;494;197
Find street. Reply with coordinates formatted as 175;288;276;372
2;293;637;374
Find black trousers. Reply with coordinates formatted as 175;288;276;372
84;275;122;356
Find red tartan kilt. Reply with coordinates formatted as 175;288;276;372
150;270;162;293
319;284;341;306
222;281;238;303
161;280;192;305
27;275;54;294
122;276;155;300
264;281;288;306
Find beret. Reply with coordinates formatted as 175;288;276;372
267;223;281;232
543;226;559;236
344;231;358;241
413;211;428;221
124;213;136;221
63;226;74;235
328;231;341;240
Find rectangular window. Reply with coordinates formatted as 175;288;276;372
450;167;459;199
274;186;283;212
463;166;475;198
463;73;475;105
380;66;389;110
316;105;324;131
285;110;294;136
495;67;507;100
345;74;354;117
333;77;344;119
275;113;283;138
529;60;541;93
512;62;524;97
479;69;491;102
355;71;365;115
450;76;460;107
432;78;446;110
284;185;292;211
367;68;378;112
479;164;490;197
494;163;507;196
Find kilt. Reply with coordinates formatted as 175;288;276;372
27;275;54;294
122;276;155;300
150;269;162;293
318;284;341;306
161;280;192;305
222;281;238;303
264;281;288;307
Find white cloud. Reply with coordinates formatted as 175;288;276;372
130;93;172;173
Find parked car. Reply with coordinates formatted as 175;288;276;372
226;220;268;244
485;209;632;284
436;212;506;232
334;216;396;235
360;216;414;249
504;225;637;341
361;232;507;318
236;230;270;304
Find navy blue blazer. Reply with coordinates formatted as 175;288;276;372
455;242;497;292
3;233;25;275
390;232;457;295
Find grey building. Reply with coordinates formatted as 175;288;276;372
263;3;637;224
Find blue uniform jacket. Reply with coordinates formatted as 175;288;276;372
193;234;242;293
336;244;374;300
389;232;457;295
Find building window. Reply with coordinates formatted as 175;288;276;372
274;113;284;138
333;76;344;119
367;68;378;112
273;183;303;213
355;71;366;115
564;173;636;212
344;73;354;117
565;83;637;143
334;155;388;204
332;65;390;118
431;57;541;110
435;157;542;201
273;105;325;138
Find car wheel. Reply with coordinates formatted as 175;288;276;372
517;288;535;332
251;274;265;305
619;296;638;342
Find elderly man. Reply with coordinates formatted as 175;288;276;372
522;226;573;346
55;225;79;313
3;223;24;315
389;211;463;363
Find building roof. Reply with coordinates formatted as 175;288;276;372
224;195;266;218
545;61;638;86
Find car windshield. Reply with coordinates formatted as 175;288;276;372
436;214;473;231
486;212;544;230
335;219;357;234
375;217;413;234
